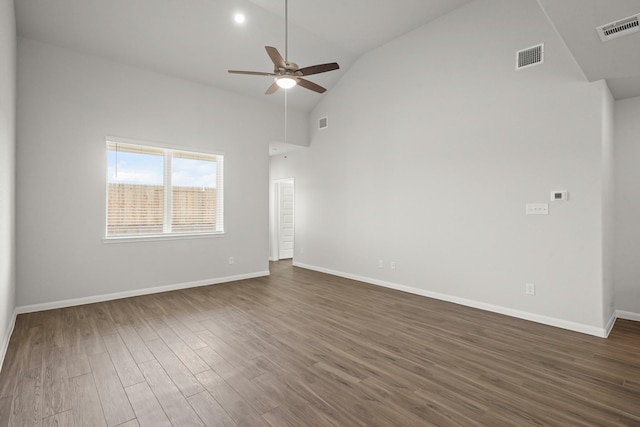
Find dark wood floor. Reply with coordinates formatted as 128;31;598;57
1;260;639;426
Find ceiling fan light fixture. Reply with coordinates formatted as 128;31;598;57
276;76;297;89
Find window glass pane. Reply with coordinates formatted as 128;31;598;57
171;156;217;232
107;145;164;235
106;140;223;238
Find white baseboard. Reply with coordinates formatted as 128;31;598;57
616;310;640;322
0;308;18;373
604;311;618;338
294;262;609;338
16;271;270;315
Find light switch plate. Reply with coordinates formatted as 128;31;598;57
526;203;549;215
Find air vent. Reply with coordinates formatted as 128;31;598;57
516;44;543;70
596;13;640;42
318;116;328;130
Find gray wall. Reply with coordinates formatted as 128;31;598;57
278;0;615;335
16;38;308;308
614;96;640;318
0;0;16;361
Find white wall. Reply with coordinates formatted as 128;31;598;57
600;82;615;327
289;0;613;335
16;38;308;308
0;0;16;362
614;95;640;318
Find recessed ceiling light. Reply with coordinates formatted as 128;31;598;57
234;13;246;24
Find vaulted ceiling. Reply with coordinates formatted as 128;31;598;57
538;0;640;100
15;0;640;112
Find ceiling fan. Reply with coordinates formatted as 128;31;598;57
228;0;340;95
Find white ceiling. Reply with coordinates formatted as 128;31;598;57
538;0;640;100
15;0;640;112
15;0;472;112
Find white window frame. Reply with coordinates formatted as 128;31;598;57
104;137;224;242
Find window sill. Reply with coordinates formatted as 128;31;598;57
103;232;225;244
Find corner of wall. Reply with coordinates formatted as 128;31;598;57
613;95;640;318
600;81;615;327
0;0;17;372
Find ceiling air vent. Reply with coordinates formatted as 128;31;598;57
318;116;328;130
596;13;640;42
516;43;544;70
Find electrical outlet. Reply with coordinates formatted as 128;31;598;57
229;256;234;265
390;261;396;270
300;247;305;254
378;260;384;269
525;283;535;296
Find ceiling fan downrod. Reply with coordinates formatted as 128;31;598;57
227;0;340;95
284;0;288;63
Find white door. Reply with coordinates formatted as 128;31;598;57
278;181;295;259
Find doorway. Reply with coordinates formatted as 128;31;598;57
272;178;295;260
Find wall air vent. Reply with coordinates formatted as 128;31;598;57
318;116;328;130
596;13;640;42
516;43;544;70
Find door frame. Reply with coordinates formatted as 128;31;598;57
270;178;295;261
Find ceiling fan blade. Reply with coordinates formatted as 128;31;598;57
265;46;287;69
297;78;326;94
297;62;340;76
228;70;277;76
265;81;280;95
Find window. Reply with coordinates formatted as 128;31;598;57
106;139;223;238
